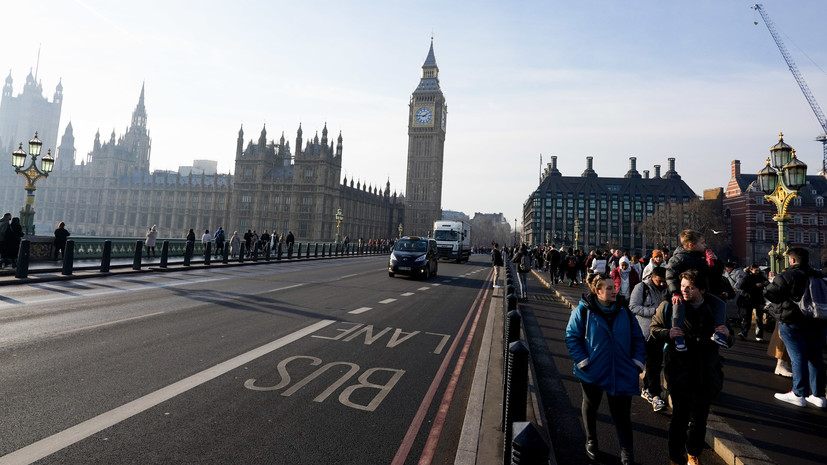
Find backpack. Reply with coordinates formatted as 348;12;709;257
797;275;827;320
521;253;531;271
567;255;577;268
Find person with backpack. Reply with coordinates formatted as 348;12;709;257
629;266;670;413
511;244;531;301
546;245;562;285
565;273;646;465
491;243;504;288
763;247;827;408
565;248;579;286
213;227;226;258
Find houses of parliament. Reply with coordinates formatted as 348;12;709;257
0;41;447;241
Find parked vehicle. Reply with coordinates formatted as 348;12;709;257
388;236;438;279
433;220;471;263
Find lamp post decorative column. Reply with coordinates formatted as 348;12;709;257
514;218;518;247
11;132;54;235
397;223;403;238
335;208;344;244
756;133;808;273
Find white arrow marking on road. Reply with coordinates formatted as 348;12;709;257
0;319;336;465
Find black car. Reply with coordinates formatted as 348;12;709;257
388;236;438;279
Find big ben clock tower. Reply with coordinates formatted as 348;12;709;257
405;38;447;237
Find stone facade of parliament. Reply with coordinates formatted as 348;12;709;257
0;43;447;241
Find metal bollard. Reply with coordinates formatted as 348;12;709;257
264;244;271;261
15;239;29;279
306;243;311;259
101;240;112;273
239;244;245;263
504;341;530;464
287;244;293;260
160;241;169;268
133;240;143;270
502;309;522;426
510;422;550;465
62;240;75;275
314;243;319;258
204;243;212;265
277;242;283;260
224;244;230;264
252;244;258;262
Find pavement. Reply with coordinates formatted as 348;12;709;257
505;268;826;465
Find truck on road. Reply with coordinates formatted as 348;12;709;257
432;220;471;263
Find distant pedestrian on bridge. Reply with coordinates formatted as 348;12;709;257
230;231;241;258
565;273;646;465
6;217;23;268
53;221;71;261
0;212;11;267
490;242;504;288
145;225;158;258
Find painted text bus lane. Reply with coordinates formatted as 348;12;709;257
243;321;451;412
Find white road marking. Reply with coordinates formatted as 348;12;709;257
348;307;373;314
53;311;166;336
430;284;441;287
400;292;415;297
378;298;397;304
0;319;336;465
418;287;431;291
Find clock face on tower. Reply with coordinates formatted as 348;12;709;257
415;107;433;125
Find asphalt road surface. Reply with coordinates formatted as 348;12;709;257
0;255;493;464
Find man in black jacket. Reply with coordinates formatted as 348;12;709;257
738;264;769;341
764;247;827;408
651;270;733;465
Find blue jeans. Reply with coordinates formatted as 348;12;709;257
517;272;527;298
779;322;827;397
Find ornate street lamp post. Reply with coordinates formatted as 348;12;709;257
335;208;344;244
756;133;808;273
397;223;403;238
11;132;54;235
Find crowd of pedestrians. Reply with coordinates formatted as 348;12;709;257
493;229;827;465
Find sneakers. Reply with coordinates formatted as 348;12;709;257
774;391;807;407
774;359;793;378
737;332;746;340
674;336;687;352
641;389;654;403
711;332;729;348
806;395;827;408
652;396;666;412
585;440;598;461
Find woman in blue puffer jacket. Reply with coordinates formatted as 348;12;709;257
565;273;646;465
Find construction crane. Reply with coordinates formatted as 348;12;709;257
753;3;827;174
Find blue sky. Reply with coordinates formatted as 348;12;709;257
3;0;827;226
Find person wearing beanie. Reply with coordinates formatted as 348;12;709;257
641;249;665;281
